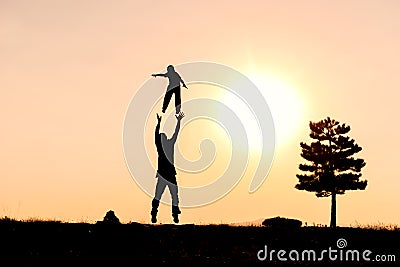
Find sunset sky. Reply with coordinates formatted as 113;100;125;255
1;0;399;226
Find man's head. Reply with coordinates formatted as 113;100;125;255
167;65;174;72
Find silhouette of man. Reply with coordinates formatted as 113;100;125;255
151;111;185;223
152;65;188;114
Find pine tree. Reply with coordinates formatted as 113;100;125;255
296;117;367;227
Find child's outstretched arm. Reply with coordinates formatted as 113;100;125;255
152;73;167;78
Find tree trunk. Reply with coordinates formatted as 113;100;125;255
330;192;336;228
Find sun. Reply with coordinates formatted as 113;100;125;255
246;72;305;146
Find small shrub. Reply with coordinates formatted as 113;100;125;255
97;210;120;224
262;216;302;228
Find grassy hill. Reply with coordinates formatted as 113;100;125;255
0;218;398;266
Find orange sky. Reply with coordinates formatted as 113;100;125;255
1;0;399;226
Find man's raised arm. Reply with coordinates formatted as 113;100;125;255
171;112;185;143
155;113;162;147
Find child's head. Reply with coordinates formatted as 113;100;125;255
167;65;174;72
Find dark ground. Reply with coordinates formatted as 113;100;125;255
0;220;398;266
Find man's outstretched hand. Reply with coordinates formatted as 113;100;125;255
157;113;162;123
176;111;185;121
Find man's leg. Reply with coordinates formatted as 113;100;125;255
162;89;174;113
151;199;159;224
174;87;181;114
151;177;167;223
168;181;181;223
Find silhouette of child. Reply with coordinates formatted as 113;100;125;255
152;65;188;114
151;112;185;224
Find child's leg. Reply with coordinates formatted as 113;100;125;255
174;87;181;114
162;89;174;113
